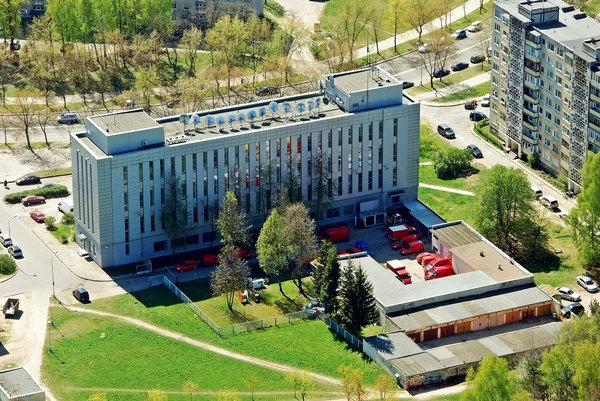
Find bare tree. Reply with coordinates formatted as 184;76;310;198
181;26;204;77
10;89;41;150
36;107;54;148
413;31;456;90
336;0;373;63
401;0;441;43
386;0;403;53
273;17;311;82
282;203;317;294
370;4;385;57
211;244;250;310
478;25;492;70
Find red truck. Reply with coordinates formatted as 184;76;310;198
320;226;350;243
391;234;420;250
424;264;456;280
386;225;419;240
399;240;425;255
386;260;412;284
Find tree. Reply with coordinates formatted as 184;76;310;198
401;0;440;43
87;393;108;401
338;364;366;401
36;107;55;149
573;341;600;401
312;154;335;223
47;0;80;46
217;191;249;248
183;380;199;401
145;389;168;401
569;152;600;270
337;258;379;335
256;209;290;293
246;373;258;401
460;355;517;401
181;27;204;77
0;254;17;275
0;46;20;106
413;29;455;89
335;0;373;63
177;76;208;113
386;0;403;53
474;165;549;262
162;173;190;254
517;356;548;401
211;244;250;310
281;203;317;294
432;148;473;179
375;373;395;400
0;0;23;51
273;17;311;81
541;344;576;401
135;66;161;112
9;89;42;150
297;372;316;401
313;241;341;313
217;390;240;401
567;0;590;10
478;25;492;70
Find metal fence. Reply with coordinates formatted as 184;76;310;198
318;313;363;351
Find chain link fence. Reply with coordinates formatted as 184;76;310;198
317;313;363;351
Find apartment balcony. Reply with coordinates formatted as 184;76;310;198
522;132;538;145
525;39;541;49
590;120;600;133
523;107;539;118
523;120;539;131
561;157;570;171
591;92;600;103
524;66;541;77
523;92;539;104
524;80;540;90
524;51;541;63
590;106;600;119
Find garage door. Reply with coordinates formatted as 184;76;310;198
408;332;421;343
537;303;552;317
456;321;471;334
489;314;504;327
439;325;455;338
473;316;488;331
506;310;521;324
423;328;438;342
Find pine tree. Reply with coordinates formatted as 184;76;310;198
337;258;378;335
314;240;341;313
354;264;379;329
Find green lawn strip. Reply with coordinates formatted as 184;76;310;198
47;223;75;244
473;119;503;149
60;392;343;401
418;186;477;226
419;164;479;191
265;0;284;17
583;0;600;17
531;227;585;288
43;308;335;401
434;81;491;102
420;122;453;161
407;64;491;96
28;166;72;177
85;286;384;384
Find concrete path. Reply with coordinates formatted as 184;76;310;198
419;183;475;196
66;306;342;386
354;0;489;58
414;71;491;102
419;161;434;166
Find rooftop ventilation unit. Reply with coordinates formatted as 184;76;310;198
574;12;587;19
166;136;188;145
562;5;575;12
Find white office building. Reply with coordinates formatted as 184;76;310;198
71;66;420;268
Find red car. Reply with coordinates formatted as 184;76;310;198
399;240;425;255
21;195;46;206
420;254;440;267
30;209;46;223
416;252;435;265
201;254;218;265
424;256;452;272
391;234;420;250
395;269;413;285
235;248;256;260
175;259;198;272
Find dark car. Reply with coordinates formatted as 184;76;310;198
166;98;181;108
470;111;488;122
464;99;478;110
433;68;450;78
402;81;415;89
56;112;79;124
16;175;41;186
255;86;278;97
467;144;483;158
437;124;456;139
452;29;467;39
354;240;374;256
470;54;486;64
560;302;584;318
73;288;90;303
451;62;469;72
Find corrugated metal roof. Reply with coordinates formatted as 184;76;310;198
364;331;424;360
390;352;445;376
431;221;481;248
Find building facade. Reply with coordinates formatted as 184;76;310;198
173;0;263;22
71;67;420;268
489;0;600;191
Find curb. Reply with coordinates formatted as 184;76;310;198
0;271;18;284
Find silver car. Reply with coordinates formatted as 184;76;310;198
8;245;22;258
555;287;581;302
577;275;599;293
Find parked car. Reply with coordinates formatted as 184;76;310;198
30;209;46;223
451;29;467;39
560;302;585;318
417;43;431;53
555;287;582;302
532;186;543;199
255;86;278;97
467;21;482;32
166;98;181;108
437;124;456;139
467;144;483;158
464;99;478;110
395;269;413;285
402;81;415;89
470;111;487;122
559;212;569;220
539;195;559;211
72;288;90;303
354;240;373;256
470;54;486;64
399;240;425;255
58;199;74;213
425;264;456;280
387;225;419;240
577;275;599;293
416;252;436;265
56;112;79;124
175;259;198;272
37;183;57;189
433;68;450;78
391;234;420;250
236;248;256;260
451;61;469;72
201;254;218;266
424;256;452;272
7;245;22;258
16;175;41;186
0;235;13;247
320;226;350;243
21;195;46;206
481;93;491;107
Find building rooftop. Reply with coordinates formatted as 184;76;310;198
0;367;44;398
431;222;480;248
388;286;551;332
329;68;400;94
89;109;160;136
450;241;529;282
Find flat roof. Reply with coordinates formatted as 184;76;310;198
89;109;160;135
389;286;551;332
0;367;44;397
388;321;561;377
364;331;424;360
431;222;481;248
330;68;400;94
404;200;445;229
451;241;531;281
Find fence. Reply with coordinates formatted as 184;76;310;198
318;313;363;351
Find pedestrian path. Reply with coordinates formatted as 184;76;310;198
415;72;491;102
419;183;475;196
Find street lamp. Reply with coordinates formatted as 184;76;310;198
50;250;59;299
8;215;17;237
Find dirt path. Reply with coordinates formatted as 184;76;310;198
67;306;342;386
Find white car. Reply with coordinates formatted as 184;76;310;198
467;21;482;32
577;275;599;293
418;43;431;53
481;93;491;107
558;212;569;220
555;287;581;302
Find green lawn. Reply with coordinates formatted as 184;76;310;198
418;186;477;226
434;81;491;103
407;64;491;97
420;164;480;191
48;222;75;244
29;166;72;177
43;307;337;401
420;122;453;161
85;286;384;385
264;0;284;17
584;0;600;18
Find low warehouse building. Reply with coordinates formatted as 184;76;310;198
0;367;45;401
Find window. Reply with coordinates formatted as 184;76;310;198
153;241;167;252
203;231;216;243
494;22;500;32
544;138;551;147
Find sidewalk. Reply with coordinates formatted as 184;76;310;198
354;0;488;58
415;71;491;102
419;183;475;196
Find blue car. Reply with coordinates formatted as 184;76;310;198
354;240;374;256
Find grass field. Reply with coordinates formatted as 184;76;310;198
48;222;75;244
85;285;384;385
407;64;491;97
419;164;480;191
420;122;453;161
434;81;491;102
418;186;477;226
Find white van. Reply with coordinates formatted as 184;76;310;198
58;199;74;213
540;195;559;210
532;187;543;199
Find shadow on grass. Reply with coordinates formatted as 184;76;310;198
520;251;564;274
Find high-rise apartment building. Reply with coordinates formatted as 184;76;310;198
71;67;420;268
489;0;600;191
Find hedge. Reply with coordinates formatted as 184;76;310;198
0;254;17;275
3;185;70;204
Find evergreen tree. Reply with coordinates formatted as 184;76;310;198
354;264;379;329
337;258;378;335
314;241;341;313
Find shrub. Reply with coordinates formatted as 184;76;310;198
474;119;504;150
60;234;69;244
45;216;56;230
0;254;17;275
432;148;474;179
61;212;75;225
527;152;541;169
3;185;69;204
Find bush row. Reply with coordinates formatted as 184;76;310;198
3;185;70;204
474;119;504;150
